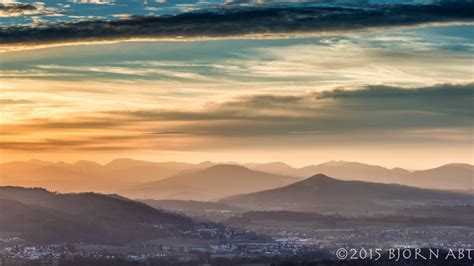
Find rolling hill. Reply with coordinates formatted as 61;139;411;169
123;164;299;201
0;186;196;244
222;174;473;213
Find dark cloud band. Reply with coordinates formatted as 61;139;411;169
114;83;473;135
1;3;473;45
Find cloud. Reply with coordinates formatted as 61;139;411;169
98;82;474;140
150;131;201;135
0;2;60;17
0;3;36;13
2;20;471;87
0;99;34;105
71;0;114;5
0;118;126;137
1;2;473;46
2;83;472;152
224;38;474;87
34;64;209;80
316;83;473;117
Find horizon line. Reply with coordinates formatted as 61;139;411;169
1;157;472;172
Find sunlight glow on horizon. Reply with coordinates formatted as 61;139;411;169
1;23;473;168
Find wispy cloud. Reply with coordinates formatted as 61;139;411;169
2;83;472;152
35;64;210;80
3;26;472;89
71;0;114;5
0;98;34;105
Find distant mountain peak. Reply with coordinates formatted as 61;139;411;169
222;172;473;213
124;163;297;201
105;158;153;169
27;159;53;166
257;162;291;167
304;173;338;183
201;164;250;173
391;167;410;174
439;163;474;169
52;161;72;168
319;160;352;166
196;161;215;167
74;160;102;167
106;158;138;164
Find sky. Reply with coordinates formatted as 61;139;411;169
0;0;473;168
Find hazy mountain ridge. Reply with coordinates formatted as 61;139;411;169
1;159;472;196
244;161;474;190
123;164;298;201
0;159;211;193
222;174;473;213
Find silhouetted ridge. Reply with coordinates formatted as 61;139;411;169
222;174;473;213
0;186;197;244
123;164;298;201
0;186;49;193
73;160;101;166
304;174;338;183
200;164;250;174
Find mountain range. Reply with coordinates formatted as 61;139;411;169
222;174;473;213
1;159;472;197
0;158;210;193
